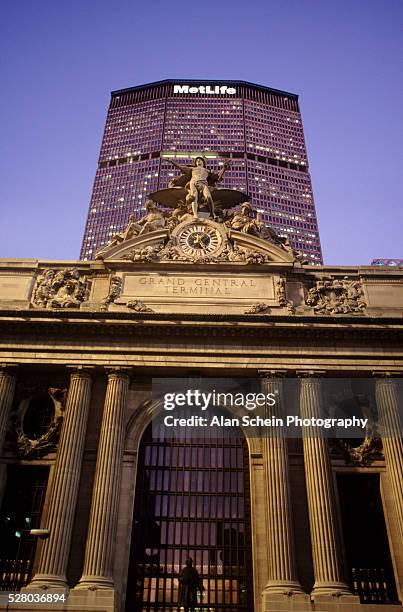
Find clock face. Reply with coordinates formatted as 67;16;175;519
177;223;222;257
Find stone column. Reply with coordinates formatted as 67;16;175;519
0;365;18;456
375;373;403;543
0;366;17;500
77;368;130;589
261;372;304;597
299;373;351;597
29;368;93;589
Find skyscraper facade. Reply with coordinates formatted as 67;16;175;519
80;79;323;263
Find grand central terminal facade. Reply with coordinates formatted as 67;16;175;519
0;200;402;612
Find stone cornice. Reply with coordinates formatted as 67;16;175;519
1;307;403;325
0;310;402;344
1;259;403;276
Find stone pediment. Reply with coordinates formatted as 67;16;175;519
96;218;296;265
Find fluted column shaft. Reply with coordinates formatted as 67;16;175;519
375;375;403;542
0;366;17;456
261;374;303;594
78;369;130;589
29;369;93;588
300;376;350;596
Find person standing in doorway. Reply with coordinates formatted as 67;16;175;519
178;558;204;612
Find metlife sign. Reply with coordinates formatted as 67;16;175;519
173;84;237;95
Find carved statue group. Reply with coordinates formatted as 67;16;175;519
28;154;367;318
93;154;301;262
95;201;293;263
95;154;294;260
225;202;291;249
107;200;165;248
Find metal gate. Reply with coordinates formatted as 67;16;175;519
125;423;254;611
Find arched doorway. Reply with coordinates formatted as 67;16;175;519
125;422;254;611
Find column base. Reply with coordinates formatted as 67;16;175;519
311;580;356;599
23;574;69;592
75;576;114;590
263;579;307;596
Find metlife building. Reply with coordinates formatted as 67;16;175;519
80;79;323;262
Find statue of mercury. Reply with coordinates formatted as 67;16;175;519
168;156;230;217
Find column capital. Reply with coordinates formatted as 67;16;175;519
67;366;95;381
105;366;132;381
258;369;287;379
297;370;327;378
0;364;18;375
372;371;402;379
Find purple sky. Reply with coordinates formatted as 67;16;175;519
1;0;402;265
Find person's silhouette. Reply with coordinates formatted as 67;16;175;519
178;558;203;612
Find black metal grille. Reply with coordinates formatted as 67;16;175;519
125;424;254;611
337;473;398;605
0;465;49;590
351;567;398;604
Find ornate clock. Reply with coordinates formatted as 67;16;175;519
172;220;226;259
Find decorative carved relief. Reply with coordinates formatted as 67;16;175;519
32;268;88;309
127;300;154;313
243;251;271;264
100;275;123;311
275;277;287;305
244;303;271;315
275;276;295;313
329;435;383;466
123;245;164;263
12;387;67;458
122;234;273;265
329;399;382;465
305;277;366;315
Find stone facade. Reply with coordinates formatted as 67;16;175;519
0;223;402;612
